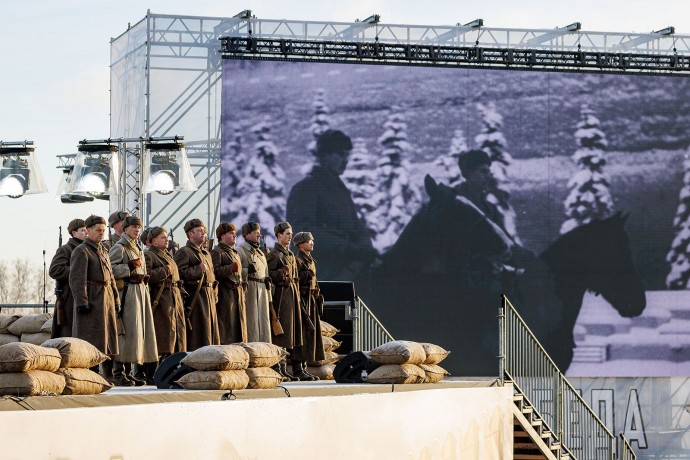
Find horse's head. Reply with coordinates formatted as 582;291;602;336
542;212;646;318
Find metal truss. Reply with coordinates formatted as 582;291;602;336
220;36;690;75
110;13;690;237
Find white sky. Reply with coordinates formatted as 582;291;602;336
1;0;688;266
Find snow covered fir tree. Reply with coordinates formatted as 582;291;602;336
369;109;422;253
560;103;614;235
302;88;332;174
230;119;286;245
665;148;690;289
342;137;377;228
221;122;246;222
475;102;521;243
433;128;468;187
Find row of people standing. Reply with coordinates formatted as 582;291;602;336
49;212;326;385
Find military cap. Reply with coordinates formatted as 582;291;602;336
184;218;205;233
274;221;292;235
123;215;143;229
108;210;129;226
241;221;260;236
67;218;86;234
85;215;106;228
315;129;352;157
458;149;491;177
216;223;237;240
292;232;313;246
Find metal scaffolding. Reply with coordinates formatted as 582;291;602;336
110;13;690;232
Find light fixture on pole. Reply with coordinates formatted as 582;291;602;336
64;142;119;199
142;137;197;195
0;141;48;198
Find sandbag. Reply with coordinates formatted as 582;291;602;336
307;351;339;366
0;334;20;346
366;364;426;384
245;367;282;389
58;368;112;395
21;332;51;346
421;343;451;365
0;370;65;396
181;345;249;371
176;370;249;390
418;364;449;383
0;343;62;373
0;315;21;334
320;320;339;338
41;337;110;369
40;318;53;334
307;364;335;381
7;313;52;336
370;340;426;365
322;336;342;353
239;342;287;368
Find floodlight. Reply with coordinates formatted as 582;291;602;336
64;143;118;199
0;141;47;198
464;19;484;28
655;26;675;35
143;138;197;195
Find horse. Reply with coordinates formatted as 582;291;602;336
363;175;646;376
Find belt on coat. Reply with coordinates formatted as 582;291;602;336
127;273;150;284
161;279;184;288
87;279;110;287
248;276;270;283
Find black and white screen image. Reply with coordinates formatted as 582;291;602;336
221;58;690;376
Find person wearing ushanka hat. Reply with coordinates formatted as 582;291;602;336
286;129;376;281
237;221;272;344
69;214;120;383
48;218;87;339
103;210;130;251
174;218;221;350
109;215;158;386
212;223;248;344
292;231;325;379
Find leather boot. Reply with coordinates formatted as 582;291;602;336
144;362;158;386
279;358;298;382
127;363;146;387
291;361;312;381
112;361;135;387
100;360;114;384
301;362;319;381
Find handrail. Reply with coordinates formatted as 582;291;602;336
351;296;394;352
500;294;636;460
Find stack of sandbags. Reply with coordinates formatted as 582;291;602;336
4;313;52;346
239;342;286;389
307;320;341;380
0;342;65;396
41;337;112;395
366;340;450;384
0;315;21;346
176;345;250;390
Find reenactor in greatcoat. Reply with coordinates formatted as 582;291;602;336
237;222;272;343
144;226;187;360
109;215;158;386
268;222;314;381
174;218;220;350
212;223;248;344
49;218;87;338
103;210;129;251
293;232;325;372
69;215;120;382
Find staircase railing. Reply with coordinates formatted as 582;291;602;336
499;294;636;460
351;296;395;352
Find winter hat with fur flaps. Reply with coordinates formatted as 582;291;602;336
108;210;129;226
274;221;292;236
241;222;260;236
184;218;205;234
293;232;313;246
85;215;106;228
67;218;86;234
123;215;143;229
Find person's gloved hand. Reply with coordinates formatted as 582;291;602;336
128;258;142;270
229;262;239;273
77;304;92;314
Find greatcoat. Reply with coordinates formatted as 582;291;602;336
237;241;272;343
294;250;325;362
110;234;158;364
174;241;220;350
145;246;187;355
212;242;248;344
49;237;81;338
267;244;304;350
69;238;120;356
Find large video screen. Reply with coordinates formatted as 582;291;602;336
221;58;690;376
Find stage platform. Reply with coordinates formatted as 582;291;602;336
0;377;514;459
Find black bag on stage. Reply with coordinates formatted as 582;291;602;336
333;351;381;383
154;352;195;389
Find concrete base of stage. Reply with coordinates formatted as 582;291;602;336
0;378;513;460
